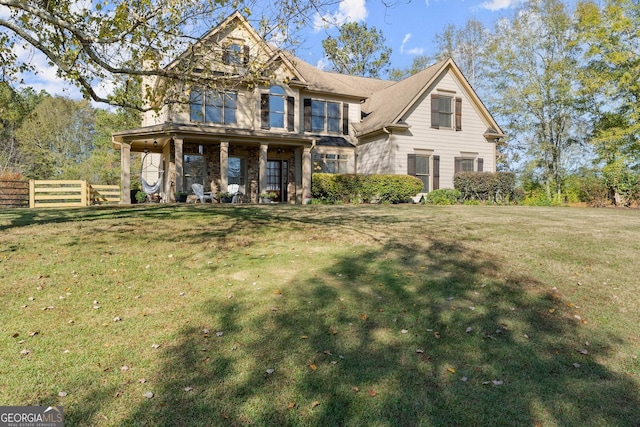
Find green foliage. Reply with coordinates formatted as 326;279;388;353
135;190;147;204
312;173;423;204
453;171;519;204
424;189;461;205
602;161;640;207
322;22;392;78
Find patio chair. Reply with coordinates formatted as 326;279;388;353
192;183;214;203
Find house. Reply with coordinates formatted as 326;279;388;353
112;12;504;204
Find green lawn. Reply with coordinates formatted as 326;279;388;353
1;204;640;426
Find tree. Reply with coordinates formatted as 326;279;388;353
0;83;46;174
576;0;640;169
485;0;585;198
0;1;334;110
322;22;392;78
16;96;95;179
389;55;433;81
433;19;488;91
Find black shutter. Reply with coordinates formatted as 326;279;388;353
455;97;462;131
243;45;250;66
477;158;483;172
303;98;312;132
431;94;440;129
454;157;461;173
287;96;295;131
433;155;440;190
261;94;270;129
407;154;416;176
222;48;230;65
342;103;349;135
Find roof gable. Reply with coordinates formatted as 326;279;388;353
355;58;504;138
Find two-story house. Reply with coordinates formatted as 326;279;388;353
112;12;504;204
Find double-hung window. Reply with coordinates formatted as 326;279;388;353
261;86;295;131
431;94;462;131
305;99;348;134
190;88;237;124
312;153;350;174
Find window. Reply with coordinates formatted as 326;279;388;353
228;157;246;194
306;100;343;133
431;94;462;131
454;157;483;173
408;153;440;192
184;153;205;192
415;155;430;192
261;86;294;131
269;86;285;128
190;88;237;124
313;153;350;174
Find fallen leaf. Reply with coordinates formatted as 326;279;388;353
368;389;377;397
300;335;308;339
572;363;581;368
287;402;296;409
460;376;468;382
352;386;359;392
311;401;321;408
120;365;130;371
184;387;194;392
216;331;224;337
138;378;146;383
548;308;555;313
274;290;282;295
12;333;19;338
416;349;424;354
323;350;333;355
113;317;121;322
447;367;456;374
466;327;473;333
434;332;441;339
329;327;338;335
266;368;275;375
360;313;368;321
578;349;588;355
309;364;318;371
401;329;408;334
151;344;160;349
20;349;30;356
202;357;210;363
492;380;504;386
58;391;67;397
143;391;154;399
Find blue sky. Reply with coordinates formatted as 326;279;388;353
5;0;524;104
301;0;523;72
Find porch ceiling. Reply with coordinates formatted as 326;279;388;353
112;123;317;152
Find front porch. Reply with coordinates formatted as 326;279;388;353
112;125;315;204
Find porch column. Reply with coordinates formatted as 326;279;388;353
295;147;303;204
120;142;131;204
259;143;268;201
174;138;184;193
302;146;311;204
220;141;229;192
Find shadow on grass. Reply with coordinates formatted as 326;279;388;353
111;233;638;425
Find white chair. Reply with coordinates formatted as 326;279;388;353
192;183;214;203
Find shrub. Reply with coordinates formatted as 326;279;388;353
424;189;461;205
311;173;423;204
454;172;518;204
135;190;147;203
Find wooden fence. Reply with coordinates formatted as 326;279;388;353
28;180;121;208
0;180;120;209
0;180;29;208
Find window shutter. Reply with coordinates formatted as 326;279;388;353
454;157;461;173
303;98;312;132
433;155;440;190
222;48;230;65
455;97;462;131
407;154;416;176
477;158;483;172
260;94;270;129
243;45;250;66
431;94;440;129
342;103;349;135
287;96;295;131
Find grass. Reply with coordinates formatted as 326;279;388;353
1;204;640;426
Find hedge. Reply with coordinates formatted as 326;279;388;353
453;172;520;204
311;173;423;204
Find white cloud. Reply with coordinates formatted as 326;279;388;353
313;0;368;31
479;0;523;11
407;47;425;55
315;58;328;70
400;34;412;53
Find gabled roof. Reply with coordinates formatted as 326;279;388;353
286;54;395;99
354;58;505;139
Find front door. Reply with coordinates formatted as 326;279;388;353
266;160;288;202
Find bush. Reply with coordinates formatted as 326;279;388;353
311;173;423;204
424;189;461;205
453;172;518;204
135;190;147;203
